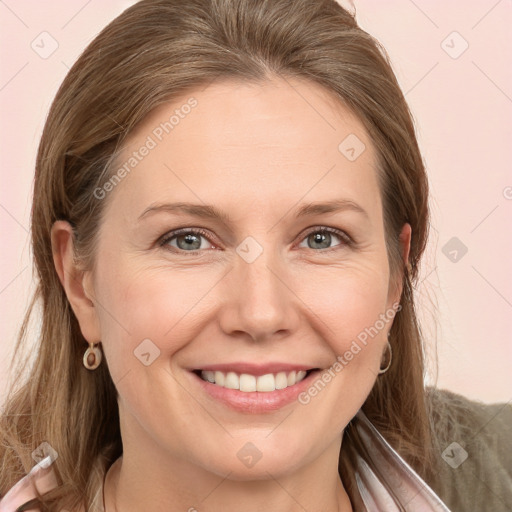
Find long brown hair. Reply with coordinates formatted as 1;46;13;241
0;0;436;509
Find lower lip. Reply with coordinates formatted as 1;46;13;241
189;370;321;413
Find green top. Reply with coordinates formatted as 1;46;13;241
427;388;512;512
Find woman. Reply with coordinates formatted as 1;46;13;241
0;0;510;511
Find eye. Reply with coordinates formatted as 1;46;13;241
158;226;354;254
297;227;353;252
159;228;214;253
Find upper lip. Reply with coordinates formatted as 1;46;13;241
191;362;320;377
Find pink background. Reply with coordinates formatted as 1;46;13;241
1;1;511;406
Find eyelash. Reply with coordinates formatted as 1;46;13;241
158;226;354;255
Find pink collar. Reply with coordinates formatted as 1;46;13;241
0;456;59;512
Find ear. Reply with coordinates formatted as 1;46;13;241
399;222;412;273
388;222;412;306
51;220;101;343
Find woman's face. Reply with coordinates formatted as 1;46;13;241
76;77;410;479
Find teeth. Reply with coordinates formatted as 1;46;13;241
203;371;215;383
275;372;288;390
239;373;256;392
214;371;225;386
224;372;239;390
200;369;309;392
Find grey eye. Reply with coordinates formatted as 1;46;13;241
298;229;345;250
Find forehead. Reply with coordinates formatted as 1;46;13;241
104;77;382;224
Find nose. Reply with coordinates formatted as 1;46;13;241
216;247;300;344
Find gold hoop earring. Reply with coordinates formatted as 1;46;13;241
378;338;392;375
83;342;102;370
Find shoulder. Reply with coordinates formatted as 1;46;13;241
427;386;512;425
426;387;512;512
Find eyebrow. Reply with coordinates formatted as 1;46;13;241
137;199;369;225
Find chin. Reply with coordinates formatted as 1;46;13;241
197;441;309;481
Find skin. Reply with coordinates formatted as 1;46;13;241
52;76;411;512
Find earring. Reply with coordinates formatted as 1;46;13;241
378;335;392;375
83;341;102;370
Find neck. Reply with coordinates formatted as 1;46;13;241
103;448;353;512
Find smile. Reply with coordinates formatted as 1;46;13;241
189;365;322;413
195;369;315;392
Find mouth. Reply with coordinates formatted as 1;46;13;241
187;362;324;413
192;368;321;392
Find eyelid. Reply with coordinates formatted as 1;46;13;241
158;225;355;254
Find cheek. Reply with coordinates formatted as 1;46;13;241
92;263;219;374
291;268;392;429
302;264;391;353
92;268;198;432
